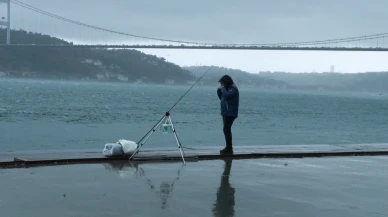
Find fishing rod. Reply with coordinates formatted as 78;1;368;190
130;68;210;160
167;69;210;114
135;68;209;145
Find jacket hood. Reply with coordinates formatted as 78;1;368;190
218;75;234;87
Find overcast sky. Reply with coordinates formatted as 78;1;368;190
3;0;388;73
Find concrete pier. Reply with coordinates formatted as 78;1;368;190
1;143;388;168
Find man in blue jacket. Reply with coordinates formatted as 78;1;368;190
217;75;239;154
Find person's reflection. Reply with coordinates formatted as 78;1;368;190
212;158;235;217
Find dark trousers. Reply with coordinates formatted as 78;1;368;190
222;116;236;148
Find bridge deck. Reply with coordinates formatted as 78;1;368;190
1;44;388;52
1;143;388;168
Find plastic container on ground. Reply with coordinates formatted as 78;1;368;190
102;143;124;156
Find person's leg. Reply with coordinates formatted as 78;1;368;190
223;117;233;148
222;116;229;146
221;116;236;154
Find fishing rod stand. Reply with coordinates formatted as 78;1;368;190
128;112;186;165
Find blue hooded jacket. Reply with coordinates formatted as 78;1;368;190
217;84;239;117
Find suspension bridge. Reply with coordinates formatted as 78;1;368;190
1;0;388;51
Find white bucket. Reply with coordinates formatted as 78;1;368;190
117;139;138;155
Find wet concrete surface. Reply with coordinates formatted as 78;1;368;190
0;156;387;217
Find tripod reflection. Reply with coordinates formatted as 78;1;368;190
103;161;183;209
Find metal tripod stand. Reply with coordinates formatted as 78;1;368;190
128;112;186;165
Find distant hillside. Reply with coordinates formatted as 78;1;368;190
0;29;194;84
184;66;289;88
259;71;388;92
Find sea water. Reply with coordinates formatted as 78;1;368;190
1;78;388;152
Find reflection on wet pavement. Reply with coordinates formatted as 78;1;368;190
1;156;388;217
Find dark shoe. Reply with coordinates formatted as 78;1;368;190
220;147;233;155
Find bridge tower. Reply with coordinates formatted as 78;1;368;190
0;0;10;44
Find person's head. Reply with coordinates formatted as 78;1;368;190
218;75;234;88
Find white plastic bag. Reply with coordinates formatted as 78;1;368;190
117;139;138;155
103;143;124;157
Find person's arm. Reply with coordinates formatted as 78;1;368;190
217;88;222;100
220;87;236;99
